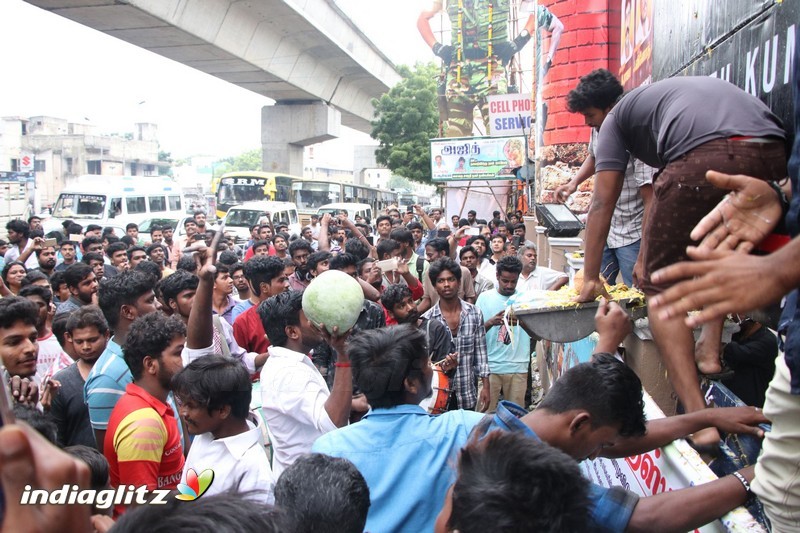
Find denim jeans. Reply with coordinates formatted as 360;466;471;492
601;240;641;286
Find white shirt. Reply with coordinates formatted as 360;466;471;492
181;416;274;504
517;267;568;292
4;241;40;270
260;345;336;477
477;258;495;280
182;316;258;374
36;333;68;385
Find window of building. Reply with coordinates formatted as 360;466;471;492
34;160;46;172
130;162;138;176
65;157;73;174
126;196;146;214
88;161;101;175
148;196;166;212
168;195;182;211
11;159;19;172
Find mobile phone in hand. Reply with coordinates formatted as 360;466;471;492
376;258;399;272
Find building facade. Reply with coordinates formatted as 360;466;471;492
0;116;162;210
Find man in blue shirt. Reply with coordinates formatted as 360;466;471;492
435;430;591;533
313;324;484;533
474;301;772;532
84;270;163;452
476;255;530;411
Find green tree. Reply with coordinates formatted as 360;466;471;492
212;148;261;178
232;149;262;172
371;62;439;184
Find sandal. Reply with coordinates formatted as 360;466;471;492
698;365;735;381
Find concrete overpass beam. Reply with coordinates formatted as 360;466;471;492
261;102;340;176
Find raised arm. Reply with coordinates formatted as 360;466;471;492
317;213;331;252
545;13;564;62
417;2;442;49
415;205;436;230
338;214;376;257
186;226;223;349
321;327;353;428
17;237;43;265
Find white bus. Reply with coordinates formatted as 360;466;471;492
44;175;185;232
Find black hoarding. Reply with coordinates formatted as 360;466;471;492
653;0;798;129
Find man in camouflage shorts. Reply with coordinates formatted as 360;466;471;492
418;1;562;137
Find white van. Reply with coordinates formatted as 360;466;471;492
224;201;300;244
44;175;185;232
317;203;373;224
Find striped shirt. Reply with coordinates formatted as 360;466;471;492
105;383;184;516
84;339;129;431
589;129;655;248
84;338;184;447
424;300;489;409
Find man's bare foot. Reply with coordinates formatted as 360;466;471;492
688;426;721;450
695;337;723;375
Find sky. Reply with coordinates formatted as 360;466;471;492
0;0;436;167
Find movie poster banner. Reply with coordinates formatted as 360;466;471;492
430;136;526;182
618;0;654;89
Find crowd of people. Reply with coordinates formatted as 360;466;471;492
1;56;800;533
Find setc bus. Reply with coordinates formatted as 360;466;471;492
292;179;400;224
211;171;305;219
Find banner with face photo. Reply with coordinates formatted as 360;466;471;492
430;136;527;182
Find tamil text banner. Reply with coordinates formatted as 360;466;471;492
431;136;526;182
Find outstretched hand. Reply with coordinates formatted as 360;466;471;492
649;247;789;328
196;222;225;282
691;171;783;253
708;406;769;438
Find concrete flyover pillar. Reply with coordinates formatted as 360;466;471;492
261;102;341;176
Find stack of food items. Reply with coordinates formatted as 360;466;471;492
537;143;593;213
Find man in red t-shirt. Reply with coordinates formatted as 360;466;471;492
105;313;186;517
234;256;289;354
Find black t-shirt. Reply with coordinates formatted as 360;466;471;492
422;317;456;364
722;326;778;408
595;76;785;171
48;363;97;449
